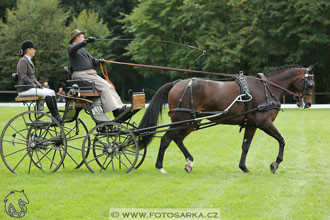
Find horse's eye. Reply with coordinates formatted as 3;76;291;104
307;80;314;89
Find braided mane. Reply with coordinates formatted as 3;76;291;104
264;64;303;76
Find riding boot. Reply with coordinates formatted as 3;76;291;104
45;96;63;123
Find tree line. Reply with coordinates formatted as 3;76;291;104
0;0;329;103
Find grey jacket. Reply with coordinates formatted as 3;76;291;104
17;56;42;92
67;41;100;72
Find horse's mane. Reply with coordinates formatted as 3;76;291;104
263;64;303;76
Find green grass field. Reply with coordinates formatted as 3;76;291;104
0;107;329;220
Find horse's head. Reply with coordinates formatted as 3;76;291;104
291;65;315;108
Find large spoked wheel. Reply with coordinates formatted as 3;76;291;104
82;122;138;173
121;122;146;169
0;111;67;174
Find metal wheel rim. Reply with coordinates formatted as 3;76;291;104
82;122;139;173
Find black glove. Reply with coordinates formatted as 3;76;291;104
34;83;43;89
86;37;96;43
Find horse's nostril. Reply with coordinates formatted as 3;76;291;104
305;103;311;108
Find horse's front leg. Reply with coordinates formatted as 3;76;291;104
173;135;194;173
239;127;257;173
259;121;285;173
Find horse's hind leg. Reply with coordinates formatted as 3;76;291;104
239;127;257;173
155;128;193;173
259;121;285;174
155;131;173;173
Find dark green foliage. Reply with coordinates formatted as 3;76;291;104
0;0;68;90
0;0;329;102
123;0;330;102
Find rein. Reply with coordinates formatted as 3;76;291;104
100;61;116;89
100;59;304;97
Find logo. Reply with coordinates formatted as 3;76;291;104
4;190;29;218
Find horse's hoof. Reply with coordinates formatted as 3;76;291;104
239;165;250;173
185;158;193;173
158;168;167;174
270;162;278;174
185;164;192;173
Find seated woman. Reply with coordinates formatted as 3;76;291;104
17;40;62;122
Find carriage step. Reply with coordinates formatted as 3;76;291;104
15;96;41;102
93;113;112;123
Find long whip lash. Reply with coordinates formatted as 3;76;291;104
96;38;206;61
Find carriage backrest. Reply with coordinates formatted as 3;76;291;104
12;73;18;81
66;79;97;93
12;73;33;92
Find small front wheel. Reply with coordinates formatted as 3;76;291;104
82;122;138;173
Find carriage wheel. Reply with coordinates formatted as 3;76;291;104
82;122;138;173
0;111;67;174
46;110;90;169
121;122;147;169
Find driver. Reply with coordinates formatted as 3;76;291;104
67;29;128;117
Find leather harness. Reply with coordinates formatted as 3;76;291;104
169;72;281;132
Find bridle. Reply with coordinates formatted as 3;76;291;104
292;66;315;103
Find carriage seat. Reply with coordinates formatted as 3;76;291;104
12;73;41;102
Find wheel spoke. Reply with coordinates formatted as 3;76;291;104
37;150;59;167
111;157;115;171
63;126;75;137
28;151;33;174
122;152;134;166
99;154;110;172
50;149;57;170
84;145;104;151
59;150;65;169
35;150;44;171
4;147;29;158
13;152;29;171
104;156;114;170
2;139;28;146
87;153;107;164
39;124;53;138
120;151;138;156
66;135;85;142
9;124;27;140
65;151;79;166
113;154;130;170
67;144;84;152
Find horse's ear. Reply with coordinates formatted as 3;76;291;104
307;63;317;71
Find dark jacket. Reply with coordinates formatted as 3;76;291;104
17;56;41;92
67;41;100;72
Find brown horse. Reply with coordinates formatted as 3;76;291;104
138;65;315;173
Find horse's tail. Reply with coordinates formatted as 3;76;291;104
138;81;176;149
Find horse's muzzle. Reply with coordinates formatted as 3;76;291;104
304;102;312;108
